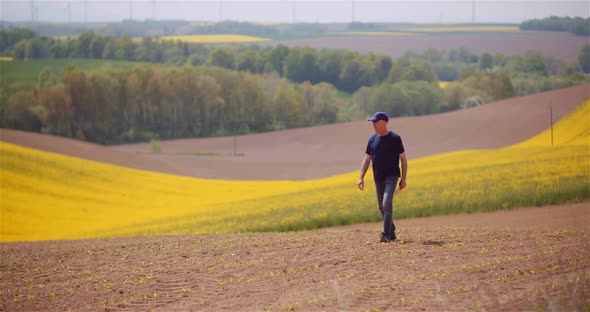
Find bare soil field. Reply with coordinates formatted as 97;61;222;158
259;32;590;60
1;84;588;180
1;202;588;311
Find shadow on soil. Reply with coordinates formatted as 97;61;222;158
421;240;446;246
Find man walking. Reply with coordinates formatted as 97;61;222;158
357;112;407;242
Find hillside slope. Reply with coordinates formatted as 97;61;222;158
1;98;587;242
113;84;589;180
1;84;588;180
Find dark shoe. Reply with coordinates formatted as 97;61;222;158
390;232;397;241
380;232;391;243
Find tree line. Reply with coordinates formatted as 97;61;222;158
1;65;347;144
3;28;589;91
1;60;522;145
520;16;590;36
2;29;394;93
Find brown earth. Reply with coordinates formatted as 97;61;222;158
4;84;586;181
259;32;590;60
1;202;588;311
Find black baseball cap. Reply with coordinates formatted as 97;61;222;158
368;112;389;122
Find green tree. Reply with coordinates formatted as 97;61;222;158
12;40;27;59
163;46;185;65
236;49;258;72
88;71;121;143
578;44;590;73
77;32;96;57
207;46;235;69
459;72;514;103
478;53;494;71
368;53;393;83
61;67;95;140
390;58;438;83
118;36;137;61
339;59;364;92
0;27;36;52
102;39;116;59
0;91;41;132
38;87;73;137
423;48;445;62
317;50;343;86
268;45;289;76
511;51;548;75
284;47;319;83
301;81;340;126
4;90;42;131
272;79;307;128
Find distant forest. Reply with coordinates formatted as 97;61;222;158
520;16;590;36
1;26;589;144
1;17;588;38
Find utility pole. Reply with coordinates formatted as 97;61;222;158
152;0;156;20
352;0;355;22
219;0;223;21
85;0;88;24
550;102;554;146
30;0;34;23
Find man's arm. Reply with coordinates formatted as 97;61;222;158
399;152;407;190
357;154;371;190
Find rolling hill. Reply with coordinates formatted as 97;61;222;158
5;84;584;181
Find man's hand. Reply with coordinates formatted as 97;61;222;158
357;178;365;191
399;179;406;190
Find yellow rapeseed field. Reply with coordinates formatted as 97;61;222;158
0;56;13;62
159;34;271;43
438;81;450;89
1;100;588;242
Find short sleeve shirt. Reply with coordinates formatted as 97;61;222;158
365;131;405;182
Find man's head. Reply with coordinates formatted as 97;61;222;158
368;112;389;123
368;112;389;133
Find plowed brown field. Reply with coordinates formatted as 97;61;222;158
1;202;588;311
259;32;590;61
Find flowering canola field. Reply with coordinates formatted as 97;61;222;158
1;100;588;242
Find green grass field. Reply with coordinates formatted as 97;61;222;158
0;58;145;89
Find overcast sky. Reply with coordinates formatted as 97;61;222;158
1;0;588;24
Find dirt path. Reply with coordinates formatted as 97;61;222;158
2;202;588;311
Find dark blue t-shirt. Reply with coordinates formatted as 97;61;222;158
365;131;405;182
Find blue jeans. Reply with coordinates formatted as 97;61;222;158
375;176;398;238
